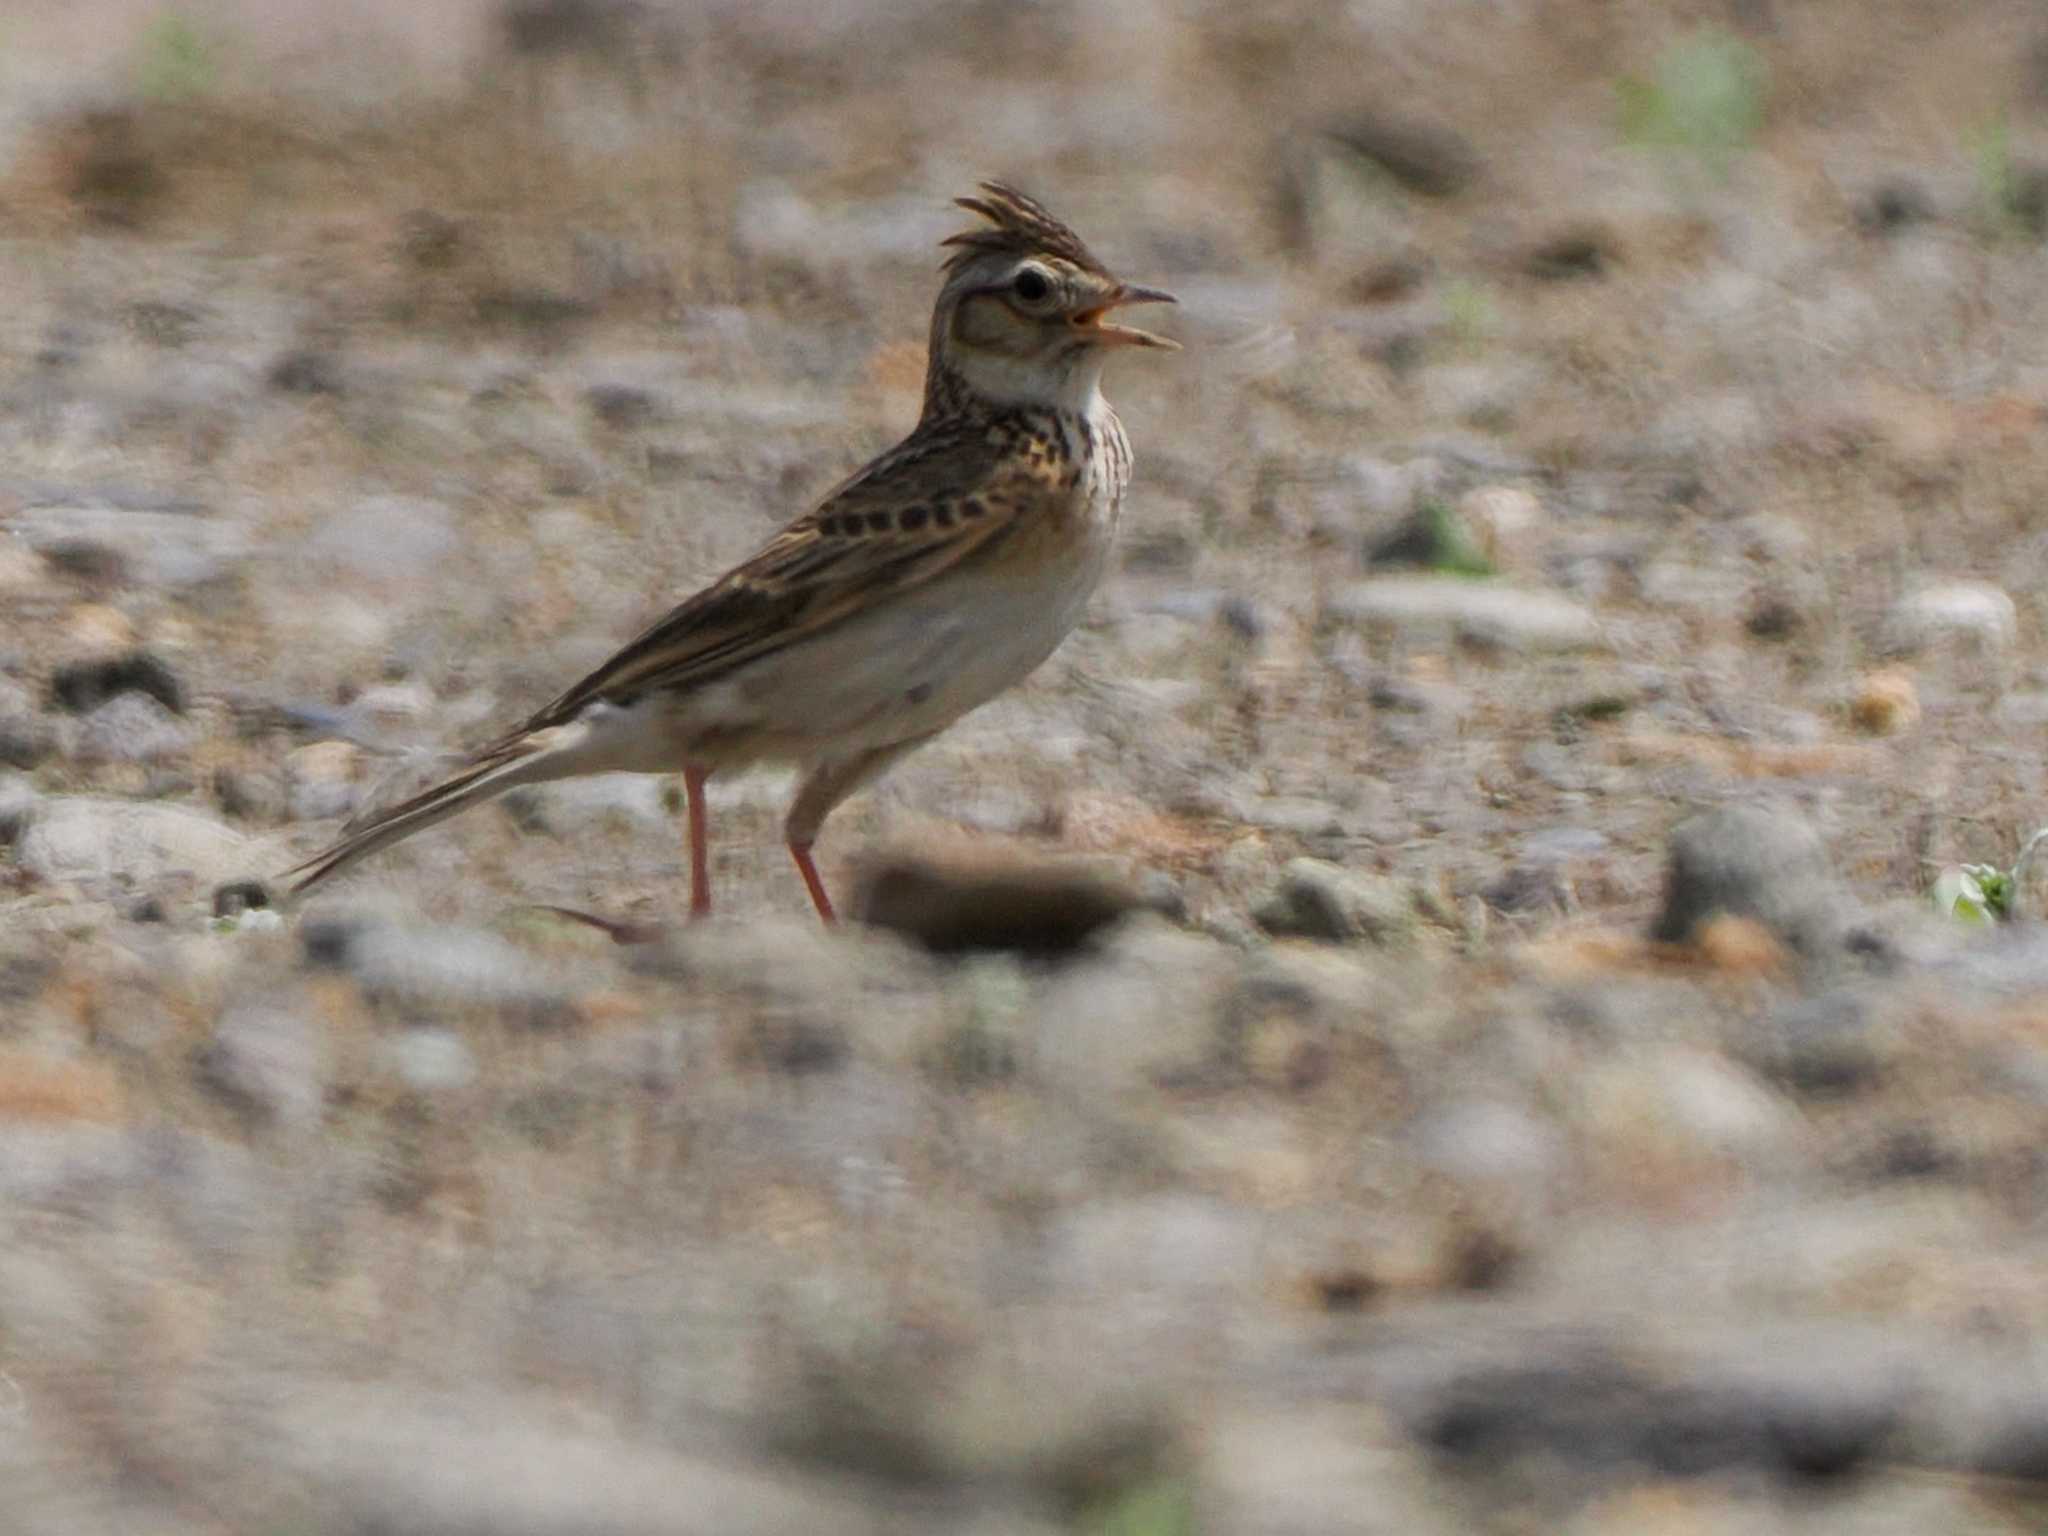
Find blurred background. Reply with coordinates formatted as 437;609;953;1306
6;1;2048;1531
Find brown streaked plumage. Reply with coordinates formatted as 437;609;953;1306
283;182;1176;921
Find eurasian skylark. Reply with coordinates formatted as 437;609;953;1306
285;183;1176;921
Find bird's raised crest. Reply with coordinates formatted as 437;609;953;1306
942;181;1110;276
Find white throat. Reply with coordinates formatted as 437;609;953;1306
954;346;1108;415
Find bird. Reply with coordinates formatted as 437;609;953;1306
282;182;1176;923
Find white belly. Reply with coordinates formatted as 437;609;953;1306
563;521;1111;775
717;526;1110;755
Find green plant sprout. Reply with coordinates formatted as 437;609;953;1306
1084;1475;1196;1536
1932;826;2048;924
1968;110;2045;238
1617;30;1767;180
135;12;217;103
1417;499;1496;577
1441;277;1497;352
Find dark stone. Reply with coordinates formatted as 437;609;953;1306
739;1016;848;1076
1745;593;1803;638
1350;256;1432;304
38;538;128;585
1218;593;1268;640
1253;858;1412;944
1483;862;1570;915
854;855;1142;957
49;650;185;715
1325;113;1483;198
397;209;462;268
125;301;199;348
1978;1408;2048;1482
1365;504;1494;576
501;0;648;56
0;712;55;769
1856;178;1936;234
2010;163;2048;236
267;349;343;396
472;289;596;338
1523;233;1611;281
0;774;34;846
506;1086;585;1150
585;383;660;428
1749;990;1883;1095
212;879;272;919
1863;1123;1959;1183
301;918;359;968
1405;1357;1895;1484
1313;1269;1380;1311
65;111;164;227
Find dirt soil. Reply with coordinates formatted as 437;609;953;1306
6;1;2048;1531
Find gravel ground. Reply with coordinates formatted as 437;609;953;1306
6;1;2048;1530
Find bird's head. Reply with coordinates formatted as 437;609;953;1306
926;182;1176;414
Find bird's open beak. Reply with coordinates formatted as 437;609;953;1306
1073;283;1179;350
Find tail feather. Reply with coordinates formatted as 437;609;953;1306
282;738;553;896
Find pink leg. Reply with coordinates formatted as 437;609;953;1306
783;738;939;926
788;841;837;924
684;766;712;919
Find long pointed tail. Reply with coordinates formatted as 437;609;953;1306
282;736;558;896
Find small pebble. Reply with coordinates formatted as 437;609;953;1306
1849;668;1920;735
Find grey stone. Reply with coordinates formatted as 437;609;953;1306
1351;455;1422;522
1027;918;1235;1091
214;765;288;824
1329;578;1603;653
12;504;243;591
0;771;36;846
16;797;260;888
1482;862;1571;916
270;1384;934;1536
306;496;459;583
1611;1049;1796;1159
285;749;363;823
1882;581;2017;654
1745;991;1890;1095
1364;670;1469;723
1053;1193;1263;1301
309;916;580;1014
1976;1405;2048;1483
1651;804;1846;956
585;382;663;428
382;1028;479;1094
1518;826;1610;863
1640;559;1750;613
1238;796;1349;838
72;692;195;764
1410;1097;1568;1191
197;1000;324;1129
1254;858;1414;944
0;675;55;769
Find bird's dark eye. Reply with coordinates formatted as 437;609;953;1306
1012;268;1051;303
